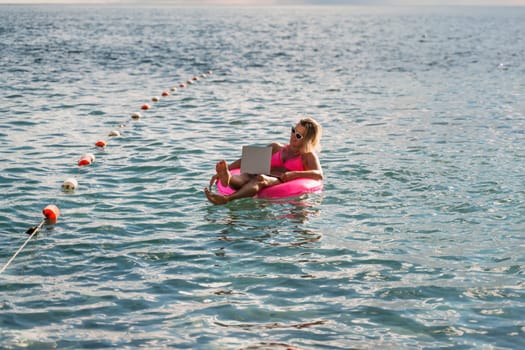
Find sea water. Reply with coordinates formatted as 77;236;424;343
0;5;524;349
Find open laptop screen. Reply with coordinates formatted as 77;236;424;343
240;146;272;175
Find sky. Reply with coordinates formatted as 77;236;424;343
0;0;524;5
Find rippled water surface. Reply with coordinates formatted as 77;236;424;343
1;5;524;349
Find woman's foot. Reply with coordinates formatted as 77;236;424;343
204;188;229;205
216;160;231;187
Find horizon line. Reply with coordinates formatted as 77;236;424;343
1;1;524;6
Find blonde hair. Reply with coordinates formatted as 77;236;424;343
299;117;322;153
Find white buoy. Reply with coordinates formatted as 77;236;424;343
62;178;78;192
170;87;178;92
108;130;121;137
152;96;160;102
131;112;141;119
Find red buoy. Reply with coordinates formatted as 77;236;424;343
78;154;95;166
95;140;107;147
43;205;60;221
161;91;169;97
141;104;151;110
179;83;186;88
78;157;90;166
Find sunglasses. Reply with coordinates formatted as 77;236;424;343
291;126;304;140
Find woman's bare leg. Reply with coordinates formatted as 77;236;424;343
215;160;251;189
204;188;229;205
205;175;281;205
216;160;231;187
228;175;281;201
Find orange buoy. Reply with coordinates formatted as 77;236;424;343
141;104;151;110
78;157;91;166
95;140;107;147
43;205;60;221
78;153;95;166
161;91;169;97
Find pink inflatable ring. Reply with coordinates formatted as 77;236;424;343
216;168;323;199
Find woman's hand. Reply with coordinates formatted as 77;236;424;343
279;171;296;183
209;174;219;188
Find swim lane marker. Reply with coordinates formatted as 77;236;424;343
0;71;213;274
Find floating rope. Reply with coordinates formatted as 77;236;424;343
0;220;45;275
0;204;60;275
1;71;213;274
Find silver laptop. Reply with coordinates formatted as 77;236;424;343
240;146;272;175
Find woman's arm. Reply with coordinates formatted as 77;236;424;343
280;152;323;182
270;142;284;154
228;158;241;170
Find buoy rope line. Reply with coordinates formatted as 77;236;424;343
0;219;46;274
0;70;213;275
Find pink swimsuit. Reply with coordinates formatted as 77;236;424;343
271;146;304;171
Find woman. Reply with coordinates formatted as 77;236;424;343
205;117;323;205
